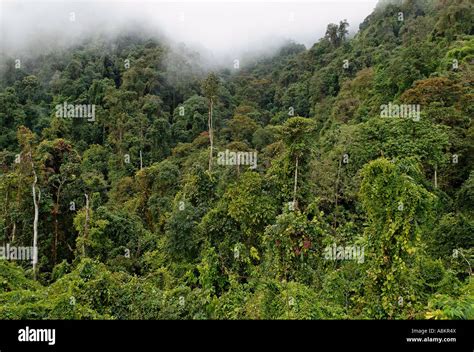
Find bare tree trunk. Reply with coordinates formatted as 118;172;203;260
53;216;58;263
293;156;299;208
53;183;63;264
334;157;342;230
83;193;90;256
119;125;124;167
11;223;16;243
139;150;143;170
31;157;40;280
5;185;11;241
208;99;213;172
434;165;438;189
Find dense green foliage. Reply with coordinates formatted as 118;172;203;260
0;0;472;319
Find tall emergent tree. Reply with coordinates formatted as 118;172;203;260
17;126;41;279
201;72;220;172
281;117;316;209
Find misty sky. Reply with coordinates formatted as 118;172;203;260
1;0;378;60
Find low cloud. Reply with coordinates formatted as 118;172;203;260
1;0;377;65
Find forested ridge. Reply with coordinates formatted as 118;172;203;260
0;0;472;319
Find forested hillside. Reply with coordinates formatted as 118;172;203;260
0;0;472;319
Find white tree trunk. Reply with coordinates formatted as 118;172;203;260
31;158;40;280
208;100;214;172
83;193;90;256
293;156;299;207
334;157;342;229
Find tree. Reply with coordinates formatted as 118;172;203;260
263;205;325;283
36;138;80;264
337;20;349;43
325;23;339;47
201;73;220;172
324;20;349;47
359;158;436;318
17;126;41;279
280;117;316;209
